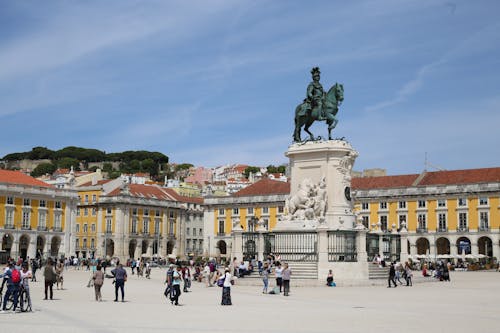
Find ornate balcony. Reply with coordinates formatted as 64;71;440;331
416;228;428;233
437;227;448;233
4;224;15;229
479;226;490;232
53;227;63;232
457;227;469;232
37;226;48;231
21;226;32;230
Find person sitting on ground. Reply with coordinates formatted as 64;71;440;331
326;269;334;286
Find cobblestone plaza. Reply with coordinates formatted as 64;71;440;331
1;269;498;333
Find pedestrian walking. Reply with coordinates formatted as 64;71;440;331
20;262;32;311
282;263;291;296
111;263;127;302
221;268;232;305
395;263;403;285
262;263;270;294
182;266;191;292
55;259;64;290
388;262;397;288
171;266;182;305
43;258;57;300
404;262;413;286
93;265;104;301
275;262;283;293
164;264;174;299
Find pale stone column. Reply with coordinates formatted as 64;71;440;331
28;237;37;259
257;229;265;262
97;207;104;258
316;226;329;280
114;205;125;261
162;211;168;258
378;233;385;258
231;228;244;262
11;233;19;260
471;242;479;256
399;230;409;264
45;235;52;258
134;239;142;259
356;229;368;263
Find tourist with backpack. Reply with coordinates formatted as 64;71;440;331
1;262;21;312
43;258;57;300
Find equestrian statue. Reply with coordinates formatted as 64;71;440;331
293;67;344;142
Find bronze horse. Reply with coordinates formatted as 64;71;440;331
293;83;344;142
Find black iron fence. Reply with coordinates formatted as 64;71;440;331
366;233;379;262
242;232;258;260
272;232;317;262
327;231;357;262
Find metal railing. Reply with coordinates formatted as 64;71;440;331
37;226;48;231
416;228;428;233
437;227;448;233
328;231;357;262
271;232;317;262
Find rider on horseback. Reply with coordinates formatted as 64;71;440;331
306;67;325;120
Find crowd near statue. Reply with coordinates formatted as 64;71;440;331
293;67;344;142
283;177;328;222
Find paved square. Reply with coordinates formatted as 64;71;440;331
1;269;498;333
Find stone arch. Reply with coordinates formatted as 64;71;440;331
166;241;174;255
416;237;430;255
436;237;451;255
19;234;30;260
129;239;137;259
50;236;61;257
478;236;493;257
456;237;471;255
105;239;115;257
2;233;14;257
36;235;45;258
141;240;149;255
217;240;227;255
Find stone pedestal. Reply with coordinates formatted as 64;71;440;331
284;140;358;230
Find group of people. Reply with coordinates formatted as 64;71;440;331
259;261;292;296
1;259;32;313
387;261;414;287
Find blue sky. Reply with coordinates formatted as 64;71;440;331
1;0;499;175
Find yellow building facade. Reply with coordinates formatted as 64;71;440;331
0;170;77;262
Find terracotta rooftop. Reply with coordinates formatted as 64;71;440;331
233;178;290;197
106;184;203;204
0;170;53;188
78;179;113;187
352;174;419;190
352;167;500;190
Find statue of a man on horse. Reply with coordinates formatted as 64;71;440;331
293;67;344;142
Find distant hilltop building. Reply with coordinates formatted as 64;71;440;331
120;172;151;185
184;166;213;185
38;167;103;189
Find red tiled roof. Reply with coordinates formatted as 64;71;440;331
352;167;500;190
107;184;177;200
352;174;419;190
163;188;204;204
418;167;500;186
0;170;53;188
233;178;290;197
77;179;113;187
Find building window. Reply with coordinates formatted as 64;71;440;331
144;210;149;216
6;196;14;205
232;208;239;215
76;224;80;232
169;211;175;219
379;202;387;210
262;219;269;230
438;213;447;232
55;201;62;209
22;211;30;229
218;220;225;235
91;238;95;249
92;208;96;216
437;199;446;208
278;206;284;214
143;219;149;234
39;200;46;208
83;224;88;233
23;198;30;207
83;238;87;248
458;198;467;207
218;208;225;216
84;195;89;203
398;201;406;209
186;227;190;236
38;212;47;229
417;214;427;231
478;197;488;206
418;200;426;208
106;218;112;233
458;212;468;231
54;214;62;230
91;224;96;232
262;207;269;214
155;210;161;217
361;202;369;210
169;219;174;236
362;216;369;229
247;207;254;215
84;208;88;216
76;239;80;249
380;216;388;231
77;208;80;216
131;219;137;234
193;228;196;236
155;221;160;234
479;212;489;230
133;208;138;216
5;210;14;228
92;194;97;203
398;214;406;227
106;207;112;215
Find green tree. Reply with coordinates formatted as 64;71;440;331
266;165;286;174
102;162;114;172
141;158;158;176
31;163;57;177
28;147;55;160
57;157;80;170
244;166;260;179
